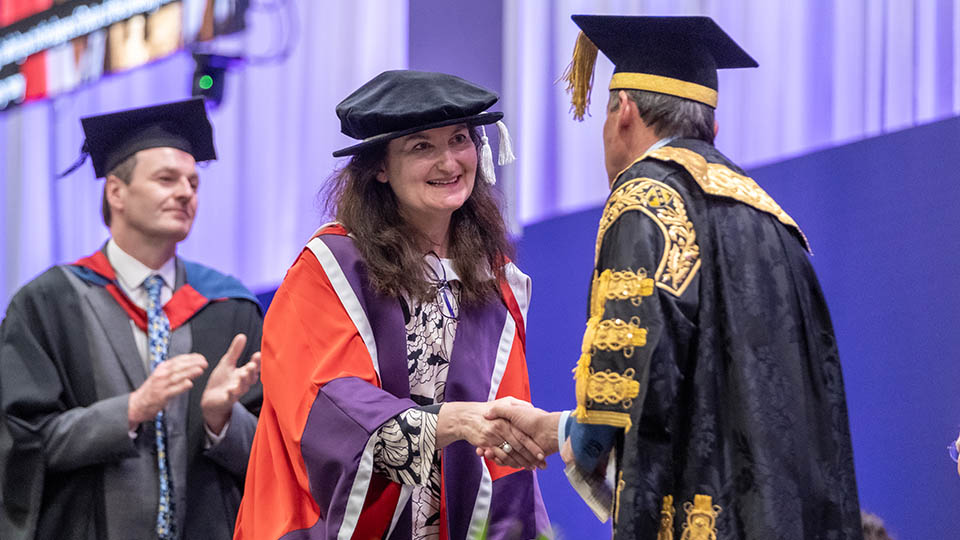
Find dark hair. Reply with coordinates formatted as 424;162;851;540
101;153;138;226
322;127;513;305
609;89;715;143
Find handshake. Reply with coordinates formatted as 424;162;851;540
438;397;572;471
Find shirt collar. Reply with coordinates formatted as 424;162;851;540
424;254;462;284
646;136;676;154
106;238;177;291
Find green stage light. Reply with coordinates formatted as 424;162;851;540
198;75;214;90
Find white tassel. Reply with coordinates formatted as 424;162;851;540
479;125;497;185
495;120;516;166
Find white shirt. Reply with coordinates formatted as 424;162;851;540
106;239;175;372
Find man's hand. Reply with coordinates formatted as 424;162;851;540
476;401;562;466
129;353;208;429
560;437;574;465
438;397;547;470
200;333;261;434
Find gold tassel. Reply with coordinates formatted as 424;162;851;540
572;316;600;419
572;351;591;419
560;31;600;121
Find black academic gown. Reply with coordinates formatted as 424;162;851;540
0;253;263;540
573;139;861;539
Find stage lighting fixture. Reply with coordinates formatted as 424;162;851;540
191;54;240;107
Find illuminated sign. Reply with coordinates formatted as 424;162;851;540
0;0;247;110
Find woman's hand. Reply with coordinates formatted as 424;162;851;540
437;397;547;470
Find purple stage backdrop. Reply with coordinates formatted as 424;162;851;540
1;0;408;309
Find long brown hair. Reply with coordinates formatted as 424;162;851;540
322;127;514;305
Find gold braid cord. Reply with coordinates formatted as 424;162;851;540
658;495;676;540
680;494;722;540
587;367;641;407
591;268;655;315
573;316;646;427
592;317;647;356
596;178;701;297
647;146;811;252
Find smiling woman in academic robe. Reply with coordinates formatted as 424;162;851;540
234;70;552;540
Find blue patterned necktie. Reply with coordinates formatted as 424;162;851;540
144;275;176;540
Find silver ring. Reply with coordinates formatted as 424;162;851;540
498;441;512;454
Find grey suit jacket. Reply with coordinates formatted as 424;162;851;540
0;258;263;540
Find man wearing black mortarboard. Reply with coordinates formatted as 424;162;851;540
0;98;263;540
486;15;863;539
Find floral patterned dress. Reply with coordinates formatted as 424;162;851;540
371;257;461;540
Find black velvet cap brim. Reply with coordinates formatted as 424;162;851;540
332;111;503;158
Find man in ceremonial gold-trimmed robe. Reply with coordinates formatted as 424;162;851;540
488;14;862;540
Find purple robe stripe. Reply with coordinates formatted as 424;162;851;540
488;470;538;539
316;235;411;398
287;378;415;540
444;298;508;540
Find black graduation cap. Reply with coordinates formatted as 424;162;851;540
64;97;217;178
563;15;758;119
332;70;503;157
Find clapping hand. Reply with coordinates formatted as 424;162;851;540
129;353;208;429
200;333;261;434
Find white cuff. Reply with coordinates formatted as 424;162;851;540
557;409;572;451
203;420;230;449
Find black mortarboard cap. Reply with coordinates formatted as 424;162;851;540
564;15;758;119
77;97;216;178
332;70;503;157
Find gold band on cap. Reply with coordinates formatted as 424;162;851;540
609;72;718;108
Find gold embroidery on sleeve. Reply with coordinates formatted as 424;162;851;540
592;268;655;315
680;494;722;540
573;316;645;427
575;410;632;429
658;495;676;540
586;367;640;408
596;178;700;297
592;317;647;355
648;146;810;252
576;247;656;428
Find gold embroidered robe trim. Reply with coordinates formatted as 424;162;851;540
680;494;722;540
596;178;700;297
647;146;811;252
591;268;655;315
658;495;676;540
591;317;647;355
585;367;641;408
573;315;646;423
574;410;632;431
